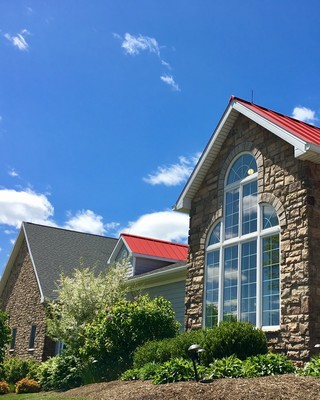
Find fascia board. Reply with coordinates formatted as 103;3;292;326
233;101;309;155
128;264;187;289
175;104;236;212
22;223;45;303
0;227;25;297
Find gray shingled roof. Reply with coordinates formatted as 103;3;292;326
23;222;118;301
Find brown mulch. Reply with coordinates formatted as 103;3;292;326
62;374;320;400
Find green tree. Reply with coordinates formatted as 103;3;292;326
46;258;130;352
0;308;10;364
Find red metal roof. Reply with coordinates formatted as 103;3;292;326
121;233;188;261
230;96;320;145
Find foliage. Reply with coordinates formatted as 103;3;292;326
151;358;198;384
245;353;296;376
207;355;245;378
120;362;161;381
0;381;9;395
300;355;320;376
46;258;130;352
0;310;10;365
15;378;40;394
133;321;267;368
36;355;82;391
2;358;38;384
133;329;204;368
201;321;268;364
82;294;180;380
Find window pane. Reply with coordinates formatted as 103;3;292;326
208;222;221;246
227;154;257;185
10;328;17;350
242;181;258;235
205;250;219;327
262;235;280;326
223;245;238;321
240;241;257;325
29;325;36;349
225;189;239;239
262;205;279;229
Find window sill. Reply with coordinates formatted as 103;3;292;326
28;348;34;352
262;325;280;332
9;349;14;353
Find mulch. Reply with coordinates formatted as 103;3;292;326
62;374;320;400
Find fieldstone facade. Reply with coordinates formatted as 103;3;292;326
185;113;320;362
1;240;55;362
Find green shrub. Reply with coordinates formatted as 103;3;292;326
133;330;204;368
152;358;196;384
120;368;141;381
201;321;268;364
0;381;9;395
245;353;296;376
82;295;180;380
207;355;245;379
300;355;320;376
37;355;82;391
3;358;38;384
15;378;40;394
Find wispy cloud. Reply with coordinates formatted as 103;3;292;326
4;29;30;51
8;168;19;177
121;210;189;243
291;106;317;124
144;153;200;186
160;74;180;91
114;32;180;91
115;33;160;56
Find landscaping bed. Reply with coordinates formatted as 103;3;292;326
63;374;320;400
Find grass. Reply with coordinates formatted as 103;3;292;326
1;393;87;399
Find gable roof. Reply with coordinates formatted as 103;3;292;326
0;222;117;302
109;233;188;262
175;96;320;213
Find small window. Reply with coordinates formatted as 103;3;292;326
29;325;36;350
10;328;17;351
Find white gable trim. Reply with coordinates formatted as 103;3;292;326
107;237;131;264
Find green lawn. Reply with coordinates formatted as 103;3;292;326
2;393;87;400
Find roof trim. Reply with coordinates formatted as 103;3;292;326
175;96;320;213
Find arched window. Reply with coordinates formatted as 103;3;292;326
205;154;280;329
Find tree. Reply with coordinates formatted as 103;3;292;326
0;309;10;364
46;258;130;352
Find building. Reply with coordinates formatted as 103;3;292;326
175;96;320;362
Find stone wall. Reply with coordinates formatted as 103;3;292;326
1;240;55;362
185;114;320;362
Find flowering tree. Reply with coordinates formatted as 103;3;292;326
46;258;130;352
0;309;10;363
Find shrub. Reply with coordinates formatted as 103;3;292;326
15;378;40;394
300;355;320;376
0;381;9;395
151;358;195;384
82;295;180;379
3;358;38;384
37;355;82;391
201;321;268;364
133;330;204;368
207;355;245;379
245;353;296;376
0;311;10;365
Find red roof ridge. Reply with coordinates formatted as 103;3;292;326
230;96;320;131
120;232;188;248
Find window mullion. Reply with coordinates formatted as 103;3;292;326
256;204;262;327
237;243;241;321
218;232;224;323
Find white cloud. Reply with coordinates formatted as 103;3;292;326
8;168;18;177
4;30;30;51
122;210;189;243
4;230;15;235
291;106;317;124
144;153;200;186
161;59;171;69
64;210;106;235
117;33;160;56
0;188;55;228
160;74;180;91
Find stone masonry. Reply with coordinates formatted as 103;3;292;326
185;113;320;362
1;240;55;362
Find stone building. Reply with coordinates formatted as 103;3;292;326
175;96;320;362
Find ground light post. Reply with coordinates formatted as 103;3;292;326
188;344;205;382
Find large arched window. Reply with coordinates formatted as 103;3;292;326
205;153;280;329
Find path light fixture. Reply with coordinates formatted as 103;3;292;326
188;344;205;382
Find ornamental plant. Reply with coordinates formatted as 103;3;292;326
0;381;9;395
15;378;40;394
0;309;10;365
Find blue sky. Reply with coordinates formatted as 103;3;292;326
1;0;320;273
